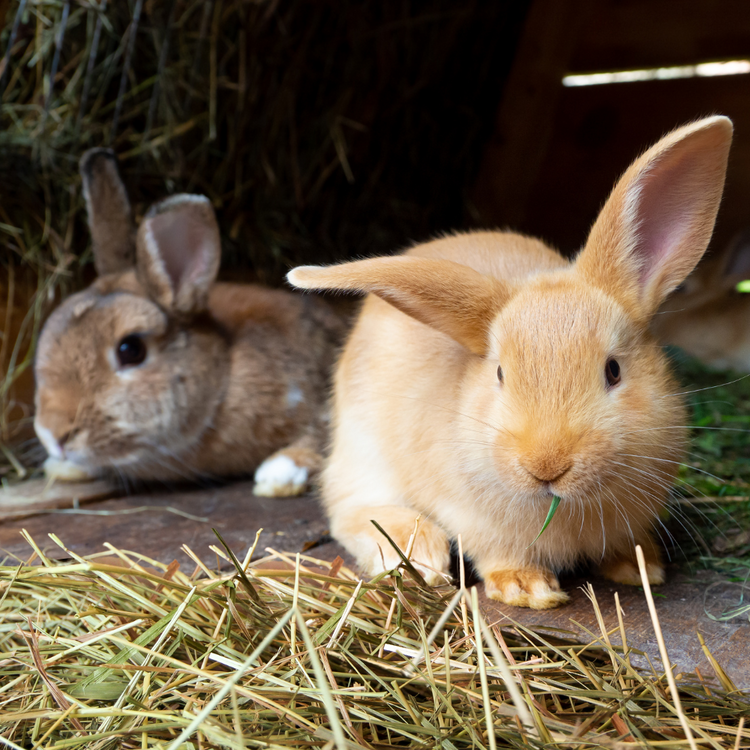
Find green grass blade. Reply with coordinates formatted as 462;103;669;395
526;495;561;548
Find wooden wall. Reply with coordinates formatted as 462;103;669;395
473;0;750;257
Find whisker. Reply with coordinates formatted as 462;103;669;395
359;387;514;439
660;372;750;398
618;453;730;485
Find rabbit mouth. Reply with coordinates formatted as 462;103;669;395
57;432;156;472
513;462;618;505
58;445;107;471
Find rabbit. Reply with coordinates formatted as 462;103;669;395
34;148;344;497
287;116;733;608
653;228;750;372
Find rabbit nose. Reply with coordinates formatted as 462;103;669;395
521;459;572;484
34;413;76;458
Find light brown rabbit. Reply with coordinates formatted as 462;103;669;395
653;229;750;372
34;149;344;496
288;116;732;608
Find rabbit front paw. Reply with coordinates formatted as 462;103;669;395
367;525;451;586
336;508;451;586
253;455;309;497
599;556;665;586
483;568;569;609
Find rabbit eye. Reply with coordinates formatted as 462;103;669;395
605;358;621;388
497;365;504;383
116;334;147;367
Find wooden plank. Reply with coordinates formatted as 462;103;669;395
0;480;747;690
479;571;750;691
0;480;331;565
0;477;118;519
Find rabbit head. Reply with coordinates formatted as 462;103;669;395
34;150;229;479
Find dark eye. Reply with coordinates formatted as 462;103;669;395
605;358;621;388
497;365;504;383
116;334;147;367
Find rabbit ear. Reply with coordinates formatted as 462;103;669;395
288;257;511;355
79;148;136;275
136;195;221;316
576;116;733;320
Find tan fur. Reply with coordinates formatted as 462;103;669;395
288;117;733;608
653;229;750;372
34;150;343;491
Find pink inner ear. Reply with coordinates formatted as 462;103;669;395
631;150;697;287
149;206;213;291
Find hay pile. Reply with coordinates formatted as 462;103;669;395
0;0;527;464
0;533;748;748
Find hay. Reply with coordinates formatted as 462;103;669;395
0;532;748;748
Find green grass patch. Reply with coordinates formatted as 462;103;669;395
669;352;750;580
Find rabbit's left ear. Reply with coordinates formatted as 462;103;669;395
80;148;136;275
288;256;512;355
577;116;733;320
136;195;221;316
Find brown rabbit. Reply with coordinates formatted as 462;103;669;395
34;149;343;496
288;116;732;608
653;229;750;372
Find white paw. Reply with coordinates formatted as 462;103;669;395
253;455;309;497
43;457;98;483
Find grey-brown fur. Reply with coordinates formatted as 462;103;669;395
79;149;135;275
34;150;344;493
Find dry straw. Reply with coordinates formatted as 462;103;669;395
0;532;748;748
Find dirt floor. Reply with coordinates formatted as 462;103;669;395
1;479;748;693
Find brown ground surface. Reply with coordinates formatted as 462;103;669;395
1;479;748;692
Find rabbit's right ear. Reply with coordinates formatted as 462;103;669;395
288;257;512;355
79;148;135;275
576;116;733;321
136;195;221;316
